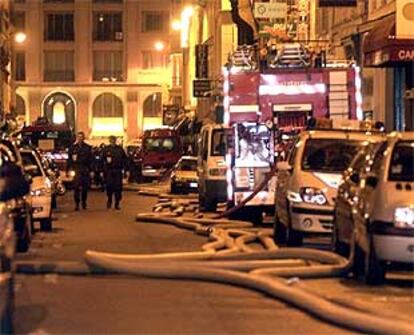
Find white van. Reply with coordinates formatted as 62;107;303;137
197;123;228;211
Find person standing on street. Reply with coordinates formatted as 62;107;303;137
102;135;127;210
68;131;93;211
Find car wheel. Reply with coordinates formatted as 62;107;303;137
51;194;57;209
30;215;36;235
198;192;206;212
0;283;14;335
285;202;303;247
351;231;364;278
286;225;303;247
16;222;31;253
273;211;286;245
364;236;386;285
332;217;350;258
205;195;217;212
1;256;12;273
40;217;52;232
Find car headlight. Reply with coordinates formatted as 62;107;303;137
299;187;327;205
31;188;51;197
209;168;226;176
394;207;414;228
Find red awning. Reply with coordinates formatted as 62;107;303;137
363;15;414;67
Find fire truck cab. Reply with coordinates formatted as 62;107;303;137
21;118;75;184
141;128;182;179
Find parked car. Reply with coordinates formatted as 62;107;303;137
273;123;385;246
170;156;198;194
333;132;414;284
0;140;33;252
0;143;32;333
20;148;53;231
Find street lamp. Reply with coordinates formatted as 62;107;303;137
14;32;26;45
154;41;165;52
172;19;182;32
180;5;195;109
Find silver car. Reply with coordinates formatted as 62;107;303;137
334;132;414;284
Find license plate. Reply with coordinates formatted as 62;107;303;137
190;182;198;188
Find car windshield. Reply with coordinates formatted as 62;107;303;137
22;130;73;151
144;137;176;153
21;152;43;177
389;141;414;182
178;159;197;171
302;139;364;173
211;129;227;156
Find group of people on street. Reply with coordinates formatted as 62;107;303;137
67;132;127;211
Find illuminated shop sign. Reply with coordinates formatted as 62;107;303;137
398;49;414;61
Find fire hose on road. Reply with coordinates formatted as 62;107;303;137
83;212;413;335
15;197;413;334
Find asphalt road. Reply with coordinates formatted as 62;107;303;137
14;190;414;334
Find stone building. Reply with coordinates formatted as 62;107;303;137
0;0;11;117
315;0;414;130
11;0;179;142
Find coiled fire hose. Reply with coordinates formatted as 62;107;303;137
15;204;413;334
83;213;413;335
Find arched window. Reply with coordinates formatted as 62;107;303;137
43;92;76;130
143;93;162;118
92;93;123;118
92;93;124;137
14;95;26;117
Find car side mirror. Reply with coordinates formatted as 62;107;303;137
350;172;360;184
277;161;293;172
366;174;378;189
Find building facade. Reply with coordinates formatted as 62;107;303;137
315;0;414;131
0;0;11;117
12;0;179;142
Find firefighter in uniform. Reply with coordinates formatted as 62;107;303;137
68;131;93;211
102;136;127;210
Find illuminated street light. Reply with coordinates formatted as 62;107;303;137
180;6;194;48
154;41;165;52
182;6;194;19
172;19;182;31
14;32;27;44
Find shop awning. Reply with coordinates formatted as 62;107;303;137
363;15;414;67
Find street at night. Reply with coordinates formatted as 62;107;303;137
0;0;413;333
12;190;414;334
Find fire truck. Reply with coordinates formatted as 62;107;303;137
210;43;363;224
21;117;75;184
141;128;182;180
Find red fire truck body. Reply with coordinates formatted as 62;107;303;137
21;120;75;184
141;128;182;179
222;62;362;222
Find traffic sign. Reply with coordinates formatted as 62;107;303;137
193;79;212;98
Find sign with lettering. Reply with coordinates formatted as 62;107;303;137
254;2;287;19
398;49;414;60
193;79;212;98
195;44;208;79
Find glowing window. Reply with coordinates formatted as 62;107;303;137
52;101;66;124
